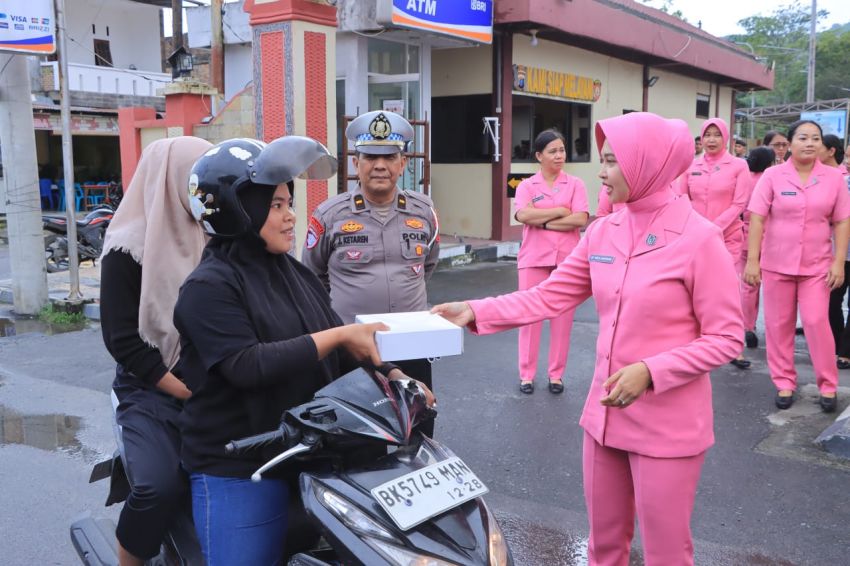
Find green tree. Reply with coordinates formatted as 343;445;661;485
813;28;850;100
730;3;829;106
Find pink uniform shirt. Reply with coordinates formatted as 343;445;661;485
678;151;750;242
748;158;850;276
469;195;743;458
514;171;588;269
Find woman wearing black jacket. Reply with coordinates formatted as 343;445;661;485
99;136;213;566
174;136;431;565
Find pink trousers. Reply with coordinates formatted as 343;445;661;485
762;270;838;394
738;248;760;331
517;265;574;381
583;432;705;566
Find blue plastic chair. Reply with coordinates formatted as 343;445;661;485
87;182;108;207
39;178;56;210
57;181;85;211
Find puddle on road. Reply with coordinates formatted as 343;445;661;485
0;316;87;338
0;404;95;461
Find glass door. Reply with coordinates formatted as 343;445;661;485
367;38;422;193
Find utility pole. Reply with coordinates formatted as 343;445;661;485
211;0;224;96
56;0;83;301
806;0;817;103
0;53;49;314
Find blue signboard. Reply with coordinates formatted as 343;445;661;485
377;0;493;44
801;110;847;142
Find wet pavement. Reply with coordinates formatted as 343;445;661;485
1;260;849;565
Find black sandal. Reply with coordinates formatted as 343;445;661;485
548;380;564;394
519;382;534;394
730;358;751;369
837;358;850;370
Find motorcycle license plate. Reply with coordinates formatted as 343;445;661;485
370;457;488;531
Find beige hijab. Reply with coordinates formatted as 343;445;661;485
101;136;213;370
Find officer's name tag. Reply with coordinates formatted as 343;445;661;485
589;254;615;264
781;191;797;196
531;195;545;203
690;172;702;176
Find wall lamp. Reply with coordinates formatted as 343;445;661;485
645;75;659;88
529;29;539;47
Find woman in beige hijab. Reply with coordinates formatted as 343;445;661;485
99;136;212;566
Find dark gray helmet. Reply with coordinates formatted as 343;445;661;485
189;136;337;237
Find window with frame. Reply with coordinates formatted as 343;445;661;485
93;39;113;67
696;93;710;119
511;95;591;163
431;94;492;164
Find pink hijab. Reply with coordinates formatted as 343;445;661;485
595;112;693;203
700;117;731;165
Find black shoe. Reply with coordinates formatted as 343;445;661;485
519;382;534;394
775;392;794;410
837;358;850;370
819;395;837;413
548;380;564;394
745;331;758;349
730;358;751;369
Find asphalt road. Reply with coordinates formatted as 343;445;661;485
1;260;849;565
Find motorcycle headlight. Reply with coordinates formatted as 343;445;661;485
314;483;395;542
363;536;460;566
485;505;510;566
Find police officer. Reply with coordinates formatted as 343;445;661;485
302;110;439;432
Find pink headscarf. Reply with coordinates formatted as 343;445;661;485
700;117;729;146
595;112;693;203
700;118;731;165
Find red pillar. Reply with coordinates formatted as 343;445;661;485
243;0;338;240
118;106;156;188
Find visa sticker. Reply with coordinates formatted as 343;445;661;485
589;255;615;264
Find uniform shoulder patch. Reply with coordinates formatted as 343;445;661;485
306;216;324;249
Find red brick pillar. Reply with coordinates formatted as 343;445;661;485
244;0;337;245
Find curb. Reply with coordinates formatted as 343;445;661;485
815;403;850;460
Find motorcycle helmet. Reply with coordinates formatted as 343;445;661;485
188;136;338;237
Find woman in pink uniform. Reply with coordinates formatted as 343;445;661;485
434;112;743;565
679;118;750;368
740;146;776;350
513;129;589;394
744;120;850;413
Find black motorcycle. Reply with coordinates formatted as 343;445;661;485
70;368;513;566
43;205;114;273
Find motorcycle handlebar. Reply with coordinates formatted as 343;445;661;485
225;428;285;454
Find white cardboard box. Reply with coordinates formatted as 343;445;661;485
354;311;464;362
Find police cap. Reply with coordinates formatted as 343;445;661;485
345;110;414;155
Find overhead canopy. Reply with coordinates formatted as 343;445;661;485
497;0;774;91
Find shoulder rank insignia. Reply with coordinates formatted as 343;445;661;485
353;194;366;210
397;194;407;210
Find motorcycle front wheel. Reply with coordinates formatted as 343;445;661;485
44;235;70;273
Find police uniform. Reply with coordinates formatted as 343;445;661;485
301;111;439;432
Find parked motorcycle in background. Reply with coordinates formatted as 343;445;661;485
43;205;113;272
70;367;514;566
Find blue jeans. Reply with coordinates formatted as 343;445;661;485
191;473;289;565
